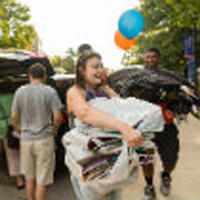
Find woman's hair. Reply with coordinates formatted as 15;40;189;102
75;50;102;89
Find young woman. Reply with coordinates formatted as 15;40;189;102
67;50;143;200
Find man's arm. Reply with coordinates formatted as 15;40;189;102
11;111;21;135
52;110;62;137
50;88;63;137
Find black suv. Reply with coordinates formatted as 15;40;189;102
0;49;54;93
0;49;68;168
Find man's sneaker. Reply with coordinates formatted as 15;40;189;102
142;185;156;200
160;174;171;196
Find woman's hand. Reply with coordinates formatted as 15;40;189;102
121;124;143;148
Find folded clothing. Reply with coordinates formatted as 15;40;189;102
75;97;164;133
78;152;120;181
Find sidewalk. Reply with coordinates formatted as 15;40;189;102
122;114;200;200
0;115;199;200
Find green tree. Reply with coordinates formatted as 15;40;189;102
62;48;76;74
0;0;5;18
51;48;76;74
51;55;62;67
125;0;200;73
0;0;35;49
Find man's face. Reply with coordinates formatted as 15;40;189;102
144;51;160;69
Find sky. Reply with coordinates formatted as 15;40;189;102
18;0;140;69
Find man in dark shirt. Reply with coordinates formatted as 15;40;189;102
141;47;179;200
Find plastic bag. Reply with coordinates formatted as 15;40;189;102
79;144;139;200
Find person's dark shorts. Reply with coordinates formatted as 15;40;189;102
152;123;179;165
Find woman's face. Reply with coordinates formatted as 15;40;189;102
83;56;104;87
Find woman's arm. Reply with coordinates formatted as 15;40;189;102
101;85;120;98
67;86;142;148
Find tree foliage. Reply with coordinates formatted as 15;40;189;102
124;0;200;73
0;0;36;49
51;55;62;67
51;48;76;74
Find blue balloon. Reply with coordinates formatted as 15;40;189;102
118;9;144;39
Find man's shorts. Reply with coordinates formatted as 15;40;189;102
21;136;55;185
152;123;179;165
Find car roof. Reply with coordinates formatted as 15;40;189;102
0;49;55;78
51;74;75;81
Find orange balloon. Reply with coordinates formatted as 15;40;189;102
114;30;136;50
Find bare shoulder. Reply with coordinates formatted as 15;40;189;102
67;85;89;115
67;85;83;96
67;85;86;102
67;85;76;95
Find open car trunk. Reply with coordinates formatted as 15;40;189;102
0;50;55;138
0;50;55;94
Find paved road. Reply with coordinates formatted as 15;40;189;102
122;115;200;200
0;115;200;200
